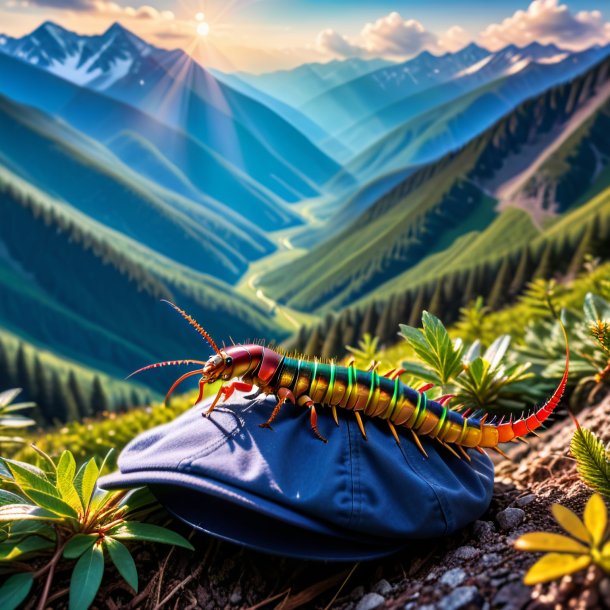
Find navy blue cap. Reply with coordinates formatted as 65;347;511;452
99;393;494;560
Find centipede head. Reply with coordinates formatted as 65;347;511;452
128;301;230;404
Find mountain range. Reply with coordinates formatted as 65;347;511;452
1;20;610;409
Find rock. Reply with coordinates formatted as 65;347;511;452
497;508;525;531
229;587;242;605
492;582;532;609
440;568;466;587
350;586;365;601
514;494;535;507
440;586;483;610
452;546;480;561
480;552;501;566
600;578;610;607
472;520;495;538
372;579;392;596
355;592;385;610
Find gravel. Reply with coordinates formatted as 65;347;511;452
355;592;386;610
496;507;525;531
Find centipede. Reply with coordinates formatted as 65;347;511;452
129;300;569;461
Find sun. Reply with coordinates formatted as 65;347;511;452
196;21;210;37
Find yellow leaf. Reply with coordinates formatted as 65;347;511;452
524;553;591;585
603;540;610;558
551;504;591;544
584;493;608;547
515;532;589;555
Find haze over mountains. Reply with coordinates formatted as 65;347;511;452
1;20;609;403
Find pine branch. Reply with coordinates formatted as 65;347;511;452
570;426;610;498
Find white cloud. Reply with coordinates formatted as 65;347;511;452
438;26;471;52
479;0;610;50
360;12;436;56
316;12;436;59
92;2;174;20
316;28;365;57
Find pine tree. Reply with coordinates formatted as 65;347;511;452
32;356;53;424
321;316;345;360
68;371;91;418
509;246;533;297
487;257;512;310
50;372;79;423
361;301;379;336
375;296;396;346
533;240;553;280
428;280;446;317
408;286;427;327
15;343;32;400
568;223;594;277
90;376;110;416
0;337;13;389
303;327;323;357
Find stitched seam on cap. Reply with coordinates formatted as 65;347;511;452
397;439;450;535
346;416;356;528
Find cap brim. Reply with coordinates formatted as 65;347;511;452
98;470;406;560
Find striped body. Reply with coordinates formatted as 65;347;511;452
268;356;499;448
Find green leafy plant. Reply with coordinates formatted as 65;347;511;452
454;297;490;345
515;493;610;584
346;333;384;368
0;389;36;447
520;292;610;407
570;423;610;498
399;311;541;414
0;448;193;610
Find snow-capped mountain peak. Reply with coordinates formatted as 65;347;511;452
0;20;157;90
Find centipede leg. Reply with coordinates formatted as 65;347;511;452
354;412;367;440
205;380;254;416
387;420;400;444
297;395;327;443
260;387;294;429
410;430;428;458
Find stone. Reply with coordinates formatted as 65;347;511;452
350;586;365;601
355;592;385;610
472;520;495;538
497;508;525;531
492;582;532;609
229;587;242;605
515;494;535;507
452;546;480;561
372;579;393;596
440;568;466;588
440;586;483;610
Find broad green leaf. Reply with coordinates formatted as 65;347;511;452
1;403;36;414
0;504;63;522
108;522;194;550
484;335;511;370
551;504;591;544
64;534;98;559
0;489;29;507
105;537;138;592
524;553;591;585
88;489;114;516
0;572;33;610
4;460;58;498
69;543;104;610
0;389;22;407
0;535;54;560
514;532;589;554
74;459;99;510
56;452;82;513
0;460;13;480
0;416;36;428
584;493;607;547
22;490;79;519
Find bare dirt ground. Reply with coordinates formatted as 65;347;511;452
39;395;609;610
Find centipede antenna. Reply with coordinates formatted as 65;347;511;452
127;359;208;379
161;300;221;355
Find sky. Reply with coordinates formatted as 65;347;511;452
1;0;609;72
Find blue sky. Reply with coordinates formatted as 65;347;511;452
1;0;609;71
